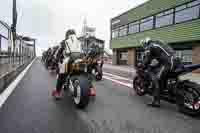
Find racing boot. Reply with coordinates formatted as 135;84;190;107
147;97;160;107
52;89;62;99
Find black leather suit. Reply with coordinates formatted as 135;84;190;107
143;40;176;102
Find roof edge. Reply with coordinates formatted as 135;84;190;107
111;0;151;20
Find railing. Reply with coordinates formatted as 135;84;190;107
0;21;35;77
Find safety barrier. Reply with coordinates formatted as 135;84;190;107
0;58;34;93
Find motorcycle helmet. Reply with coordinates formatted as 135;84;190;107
65;29;76;40
140;37;151;49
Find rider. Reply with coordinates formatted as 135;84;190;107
141;37;176;107
52;29;82;98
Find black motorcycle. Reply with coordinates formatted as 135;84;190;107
133;62;200;116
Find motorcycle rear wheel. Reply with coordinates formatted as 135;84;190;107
71;75;90;109
176;81;200;116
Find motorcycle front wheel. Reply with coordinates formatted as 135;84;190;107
133;76;146;96
176;81;200;116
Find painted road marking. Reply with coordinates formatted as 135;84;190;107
103;72;132;82
103;75;133;88
0;58;37;108
103;64;136;73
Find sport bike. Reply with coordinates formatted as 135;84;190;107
133;61;200;116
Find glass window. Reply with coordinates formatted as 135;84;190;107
175;5;199;23
141;16;153;23
188;0;200;7
120;52;128;60
165;9;174;15
112;29;119;39
1;37;8;52
0;23;8;38
175;50;192;63
119;25;127;37
140;17;153;31
175;5;187;11
156;14;173;28
129;22;139;33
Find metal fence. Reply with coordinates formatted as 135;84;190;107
0;20;35;77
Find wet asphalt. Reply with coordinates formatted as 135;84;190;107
0;58;200;133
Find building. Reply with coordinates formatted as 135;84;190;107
79;36;105;56
79;18;105;56
110;0;200;68
0;20;12;55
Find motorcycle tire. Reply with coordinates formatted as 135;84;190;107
95;66;103;81
133;76;146;96
71;75;90;109
176;80;200;116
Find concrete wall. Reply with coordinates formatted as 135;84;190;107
0;60;32;93
192;45;200;73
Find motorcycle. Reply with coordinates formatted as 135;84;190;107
59;46;96;109
133;61;200;116
84;47;103;81
45;46;59;71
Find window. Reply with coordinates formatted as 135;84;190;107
112;29;119;39
129;21;139;33
120;52;128;60
188;0;200;7
156;9;174;28
175;4;199;23
1;37;8;52
136;51;144;62
182;50;192;63
119;25;127;37
140;16;153;31
0;23;8;38
175;5;187;12
175;50;192;63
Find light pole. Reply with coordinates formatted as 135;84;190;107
11;0;17;65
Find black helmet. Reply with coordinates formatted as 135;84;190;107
65;29;76;39
60;40;65;48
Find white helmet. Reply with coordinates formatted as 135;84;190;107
140;37;151;48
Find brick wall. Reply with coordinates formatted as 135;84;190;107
192;45;200;73
127;48;136;66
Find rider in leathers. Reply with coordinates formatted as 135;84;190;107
52;29;82;98
142;38;176;107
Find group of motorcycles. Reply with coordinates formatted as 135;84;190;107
41;42;200;116
41;44;103;109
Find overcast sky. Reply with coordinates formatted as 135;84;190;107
0;0;148;56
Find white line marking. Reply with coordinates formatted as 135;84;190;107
0;58;37;108
103;75;133;88
103;64;136;73
103;72;132;81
